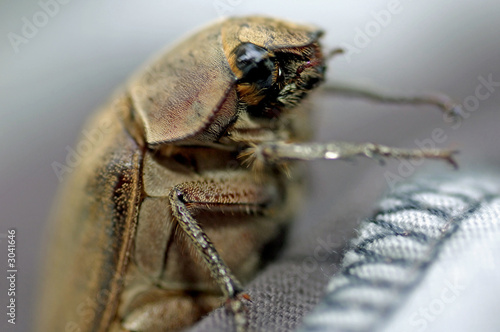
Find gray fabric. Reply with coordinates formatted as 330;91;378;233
188;260;335;332
301;174;500;332
189;173;500;332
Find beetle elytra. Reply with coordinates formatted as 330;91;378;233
37;16;457;332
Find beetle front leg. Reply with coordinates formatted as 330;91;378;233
244;141;458;169
323;82;463;120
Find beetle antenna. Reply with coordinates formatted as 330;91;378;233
326;47;344;61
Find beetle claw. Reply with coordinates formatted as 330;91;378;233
225;292;251;332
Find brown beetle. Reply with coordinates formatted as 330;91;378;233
37;16;457;332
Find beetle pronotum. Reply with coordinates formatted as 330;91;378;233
37;16;457;332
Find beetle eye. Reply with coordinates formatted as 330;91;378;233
234;43;274;90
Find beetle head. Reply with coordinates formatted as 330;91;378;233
224;17;325;120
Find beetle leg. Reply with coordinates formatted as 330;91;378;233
243;141;458;169
322;82;464;120
168;178;280;330
169;187;249;330
169;187;244;297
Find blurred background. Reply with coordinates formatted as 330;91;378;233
1;1;499;331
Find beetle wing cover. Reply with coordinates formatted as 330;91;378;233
37;98;143;332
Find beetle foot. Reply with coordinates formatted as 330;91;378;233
225;293;252;332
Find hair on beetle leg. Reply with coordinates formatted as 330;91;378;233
238;143;292;178
238;144;263;171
